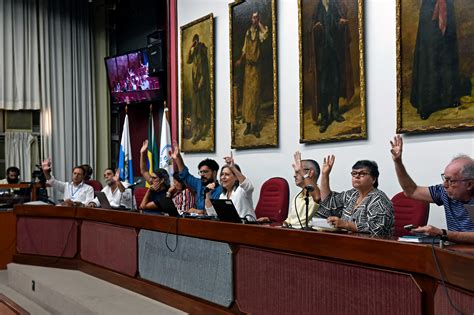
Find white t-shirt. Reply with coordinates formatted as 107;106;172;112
206;178;256;220
89;183;133;209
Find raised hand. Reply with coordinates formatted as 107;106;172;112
170;140;180;160
322;155;335;175
140;140;148;154
41;158;52;172
223;151;235;168
113;169;120;182
390;135;403;162
292;151;303;175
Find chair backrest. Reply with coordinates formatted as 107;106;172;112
391;192;430;237
255;177;290;223
134;187;148;209
85;180;103;192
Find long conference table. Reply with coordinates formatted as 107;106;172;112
4;205;474;314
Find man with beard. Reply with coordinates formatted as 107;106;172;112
390;135;474;244
0;166;22;195
87;168;132;209
170;141;221;212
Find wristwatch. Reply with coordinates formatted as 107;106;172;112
303;173;310;179
441;229;448;241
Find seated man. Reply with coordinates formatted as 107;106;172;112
170;140;222;212
87;168;132;209
282;151;321;228
41;159;94;207
391;135;474;244
139;141;170;213
0;166;23;195
0;166;21;184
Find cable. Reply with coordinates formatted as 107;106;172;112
164;216;180;252
294;189;305;229
430;237;465;315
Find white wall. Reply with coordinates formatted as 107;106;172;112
177;0;474;229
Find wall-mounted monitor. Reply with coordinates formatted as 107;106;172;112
105;48;164;106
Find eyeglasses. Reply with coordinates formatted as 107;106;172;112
351;171;370;178
441;174;472;185
199;169;211;175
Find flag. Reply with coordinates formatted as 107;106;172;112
118;114;134;184
147;111;160;177
159;107;173;177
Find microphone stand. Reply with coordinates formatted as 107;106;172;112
303;188;312;231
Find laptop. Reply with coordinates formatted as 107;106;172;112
210;199;243;223
156;197;181;217
95;191;114;209
464;204;474;223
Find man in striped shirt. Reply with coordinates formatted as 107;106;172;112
390;135;474;244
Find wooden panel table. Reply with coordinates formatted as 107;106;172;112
11;205;474;315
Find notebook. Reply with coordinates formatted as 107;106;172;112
210;199;243;223
156;197;181;217
95;191;114;209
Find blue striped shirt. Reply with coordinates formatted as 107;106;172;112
429;184;474;232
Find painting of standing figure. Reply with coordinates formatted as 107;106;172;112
180;14;215;152
397;0;474;133
230;0;278;149
299;0;366;143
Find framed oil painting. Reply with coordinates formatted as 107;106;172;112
180;14;215;152
229;0;278;149
299;0;366;143
397;0;474;133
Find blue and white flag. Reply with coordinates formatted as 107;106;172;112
118;114;134;183
159;108;173;176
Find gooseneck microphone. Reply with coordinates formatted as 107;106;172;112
305;185;314;193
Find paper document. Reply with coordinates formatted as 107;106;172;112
311;218;333;229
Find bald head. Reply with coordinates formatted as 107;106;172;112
449;155;474;179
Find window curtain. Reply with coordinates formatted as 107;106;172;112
0;0;41;110
1;0;97;195
5;131;39;182
37;0;96;186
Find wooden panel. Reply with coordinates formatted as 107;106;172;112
81;221;137;277
0;211;16;269
235;246;422;315
434;283;474;315
0;293;29;315
16;217;78;258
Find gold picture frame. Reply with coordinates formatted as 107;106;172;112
396;0;474;134
229;0;278;149
180;14;215;152
299;0;366;143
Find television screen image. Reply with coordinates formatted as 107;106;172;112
105;49;163;105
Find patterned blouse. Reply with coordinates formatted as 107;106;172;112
317;188;394;237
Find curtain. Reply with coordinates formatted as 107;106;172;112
5;131;39;182
0;0;41;110
38;0;96;184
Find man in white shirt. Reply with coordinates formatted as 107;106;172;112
41;159;94;207
282;151;321;228
87;168;132;209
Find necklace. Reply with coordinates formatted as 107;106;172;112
70;182;83;199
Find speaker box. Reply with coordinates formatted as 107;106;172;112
147;40;164;76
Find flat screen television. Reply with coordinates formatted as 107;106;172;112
105;48;164;106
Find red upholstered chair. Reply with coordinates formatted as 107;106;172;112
85;180;103;192
134;187;148;209
391;192;430;237
255;177;290;224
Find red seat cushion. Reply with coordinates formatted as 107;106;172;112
85;180;103;192
391;192;430;237
134;187;148;209
255;177;289;223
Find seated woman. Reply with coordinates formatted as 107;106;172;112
205;153;256;221
139;140;170;213
167;172;196;214
317;155;394;237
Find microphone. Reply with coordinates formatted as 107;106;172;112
305;185;314;193
128;179;142;188
204;186;212;194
